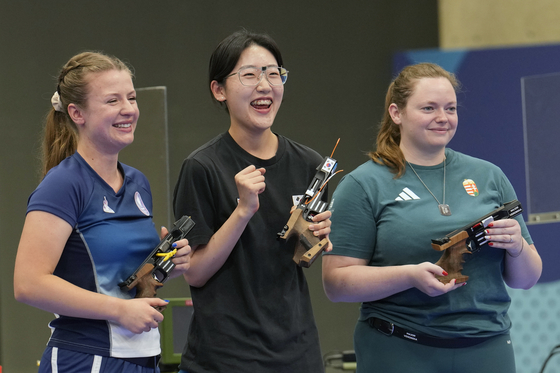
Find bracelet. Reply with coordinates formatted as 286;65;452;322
507;240;524;258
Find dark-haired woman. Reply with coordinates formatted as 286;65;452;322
14;52;191;373
173;30;331;373
322;63;542;373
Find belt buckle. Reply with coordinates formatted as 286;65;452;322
376;319;395;336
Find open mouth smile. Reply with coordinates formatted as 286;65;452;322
251;99;272;109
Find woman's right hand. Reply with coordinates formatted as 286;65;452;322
323;255;464;303
408;262;464;297
182;165;266;288
115;298;168;334
234;165;266;217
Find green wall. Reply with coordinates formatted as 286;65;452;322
0;1;438;371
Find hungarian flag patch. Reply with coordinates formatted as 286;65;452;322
463;179;479;197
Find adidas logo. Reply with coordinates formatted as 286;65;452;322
395;187;420;201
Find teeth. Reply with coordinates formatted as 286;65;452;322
251;99;272;106
114;123;131;128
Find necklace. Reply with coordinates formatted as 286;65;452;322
406;157;452;216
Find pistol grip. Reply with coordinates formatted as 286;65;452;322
296;237;329;268
134;275;164;298
280;208;327;267
434;239;470;284
129;263;164;306
278;208;302;241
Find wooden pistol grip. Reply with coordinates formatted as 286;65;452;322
298;237;329;268
279;208;303;240
126;263;167;311
434;239;471;284
134;274;164;299
134;274;166;312
280;209;326;267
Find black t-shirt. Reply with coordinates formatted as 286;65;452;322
173;132;324;373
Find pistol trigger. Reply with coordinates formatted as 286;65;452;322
466;239;479;253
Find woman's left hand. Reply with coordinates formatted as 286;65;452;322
159;227;192;279
309;209;333;252
486;218;542;289
483;218;523;257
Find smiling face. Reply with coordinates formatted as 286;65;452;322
211;45;284;136
390;77;457;163
70;69;139;155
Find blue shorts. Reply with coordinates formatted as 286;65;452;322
354;319;515;373
38;347;160;373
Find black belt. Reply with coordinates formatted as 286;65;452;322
368;318;491;348
120;355;160;369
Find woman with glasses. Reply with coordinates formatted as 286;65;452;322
322;63;542;373
173;29;331;373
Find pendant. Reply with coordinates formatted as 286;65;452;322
439;204;452;216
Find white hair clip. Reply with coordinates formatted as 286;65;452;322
51;91;64;112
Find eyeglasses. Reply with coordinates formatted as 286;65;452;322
225;65;289;86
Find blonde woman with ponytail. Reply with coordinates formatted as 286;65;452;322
14;52;191;373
